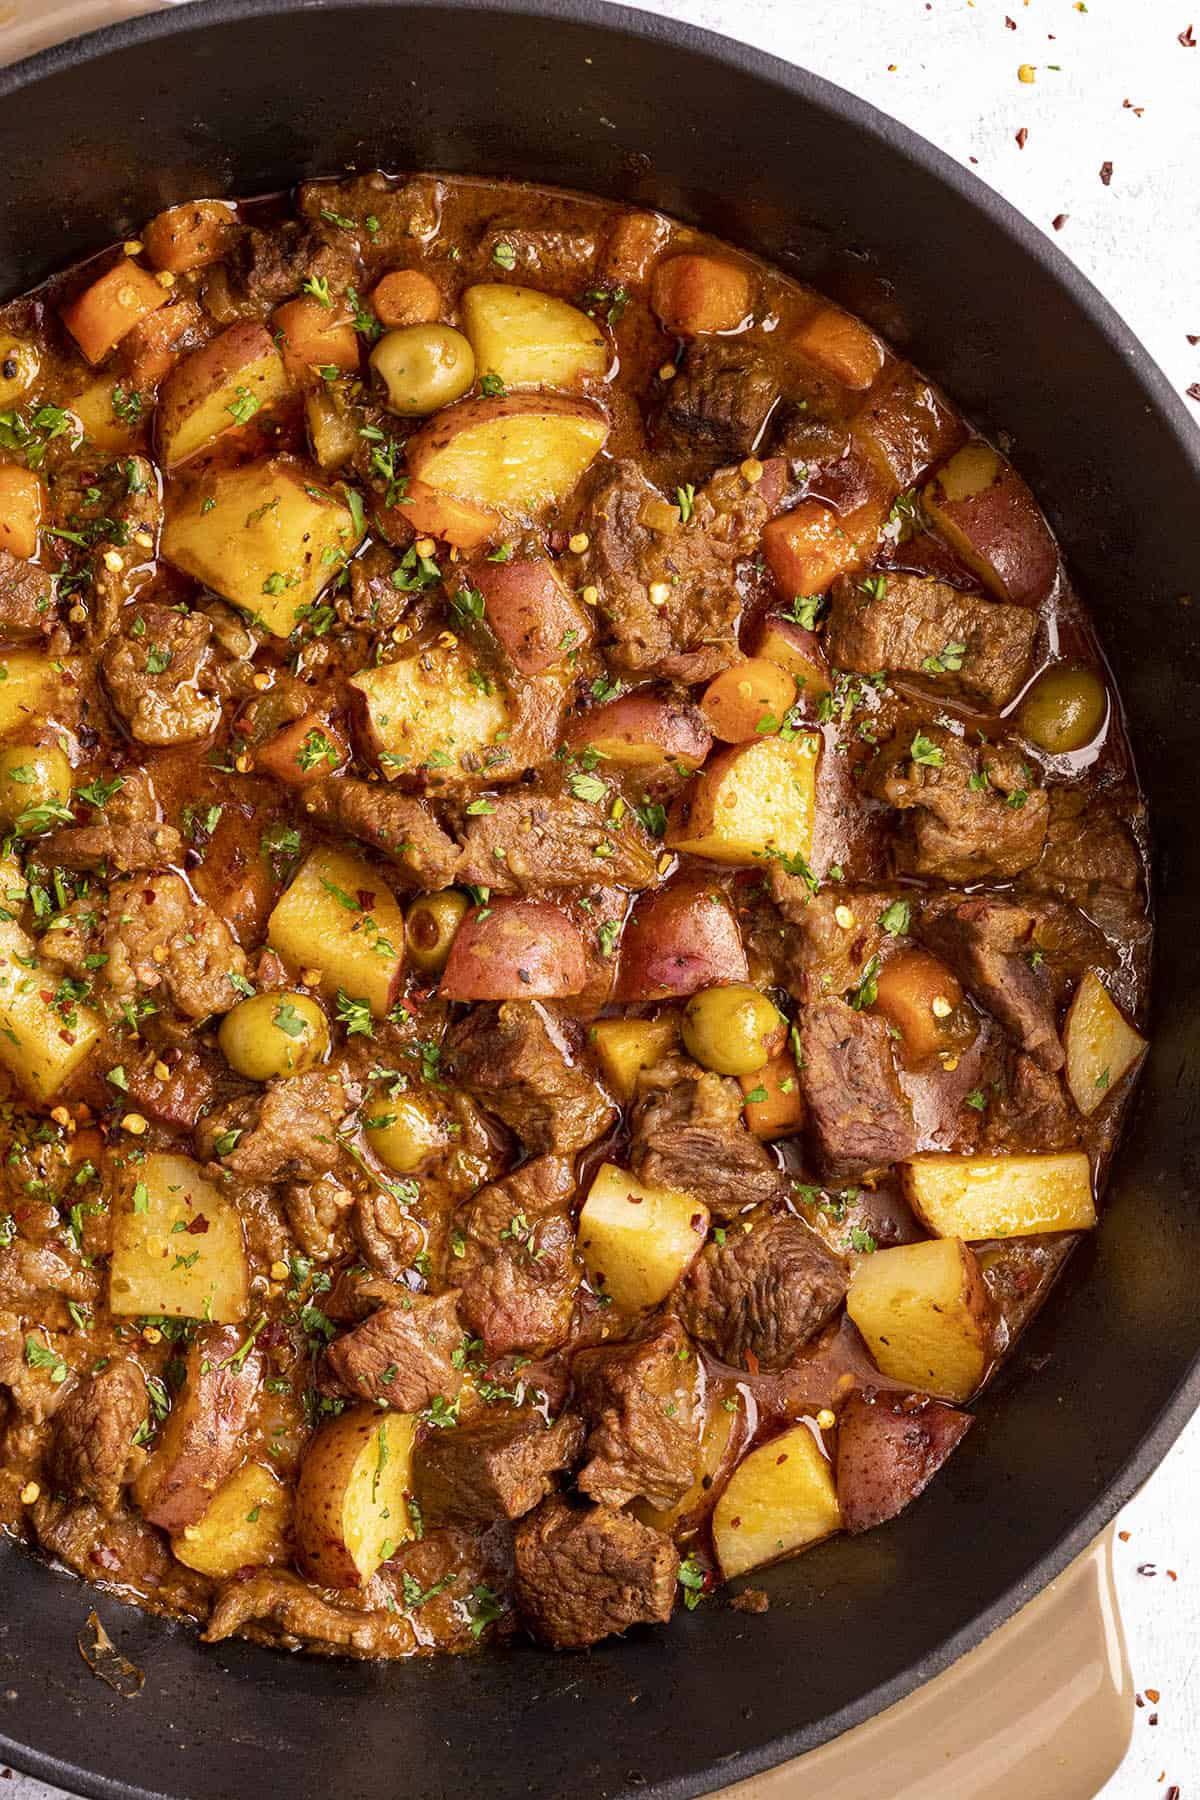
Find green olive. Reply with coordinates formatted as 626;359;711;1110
369;324;475;416
406;889;470;976
1018;665;1108;755
0;335;40;408
218;991;330;1081
0;744;72;831
365;1095;447;1174
681;982;784;1077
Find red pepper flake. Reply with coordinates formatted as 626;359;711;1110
1052;213;1069;231
1146;1687;1161;1703
185;1213;210;1235
1122;97;1145;115
1187;335;1199;345
1137;1693;1145;1707
1100;161;1113;185
1016;127;1029;149
1179;23;1196;45
1167;1568;1178;1580
1118;1529;1131;1541
1138;1561;1158;1575
1187;384;1200;403
1149;1714;1159;1727
1005;14;1016;26
1166;1786;1180;1799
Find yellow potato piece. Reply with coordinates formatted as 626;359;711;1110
267;845;406;1018
902;1152;1096;1239
109;1152;248;1323
0;650;72;739
159;339;290;469
172;1462;292;1578
461;284;609;390
846;1237;994;1403
0;910;101;1100
406;392;608;512
68;378;141;453
666;731;819;867
350;640;511;783
161;455;364;635
1063;969;1147;1117
578;1161;708;1311
712;1422;840;1579
589;1016;679;1103
295;1407;417;1588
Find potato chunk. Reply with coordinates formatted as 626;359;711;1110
589;1016;679;1103
0;467;44;560
578;1162;709;1311
922;441;1057;606
350;641;510;782
0;910;101;1100
172;1462;292;1578
295;1407;417;1588
902;1152;1096;1239
0;650;68;738
846;1237;995;1403
108;1152;248;1323
1064;969;1147;1117
157;322;291;469
160;455;364;635
406;393;608;512
461;284;608;389
633;1386;748;1533
666;731;819;866
712;1423;841;1578
267;845;406;1017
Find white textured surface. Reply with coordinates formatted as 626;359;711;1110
2;2;1199;1797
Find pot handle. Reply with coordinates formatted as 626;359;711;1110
723;1527;1132;1799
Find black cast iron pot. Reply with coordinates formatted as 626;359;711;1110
1;4;1198;1797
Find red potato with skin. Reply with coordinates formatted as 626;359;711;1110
134;1325;263;1533
157;320;291;470
465;555;593;675
835;1388;973;1535
751;614;832;702
565;691;712;770
375;478;500;553
439;899;589;1000
613;878;749;1002
253;714;350;787
922;441;1058;606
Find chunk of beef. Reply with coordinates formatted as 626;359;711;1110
86;457;164;637
303;777;460;889
325;1289;463;1410
975;1230;1079;1341
298;173;444;258
216;220;354;312
825;573;1037;711
41;769;182;873
867;726;1048;882
0;1241;99;1308
33;1496;178;1594
457;788;658;895
0;548;54;638
382;1521;517;1650
779;883;900;1002
451;1155;580;1359
981;1051;1081;1152
352;1184;423;1281
101;602;222;746
475;216;598;285
570;458;768;679
197;1070;352;1182
338;542;415;635
48;1359;148;1513
416;1407;584;1525
204;1570;416;1656
446;1001;616;1155
572;1317;701;1509
1029;786;1143;905
54;871;246;1020
285;1175;354;1264
0;1314;74;1422
123;1046;217;1135
835;1389;973;1534
922;894;1064;1068
514;1495;678;1648
654;340;781;463
674;1211;848;1371
798;995;918;1180
630;1055;786;1219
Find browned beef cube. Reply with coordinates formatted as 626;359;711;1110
100;602;222;747
1029;785;1144;904
325;1290;464;1411
123;1047;217;1135
826;572;1037;710
654;340;781;462
674;1211;847;1371
798;996;918;1180
0;548;54;637
922;893;1064;1069
303;778;460;890
513;1496;678;1648
630;1055;786;1220
867;726;1048;883
40;769;182;874
47;1359;148;1514
456;788;659;895
451;1156;581;1359
416;1408;584;1525
835;1389;973;1535
778;883;903;1001
981;1052;1080;1153
446;1001;616;1155
571;1317;701;1510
